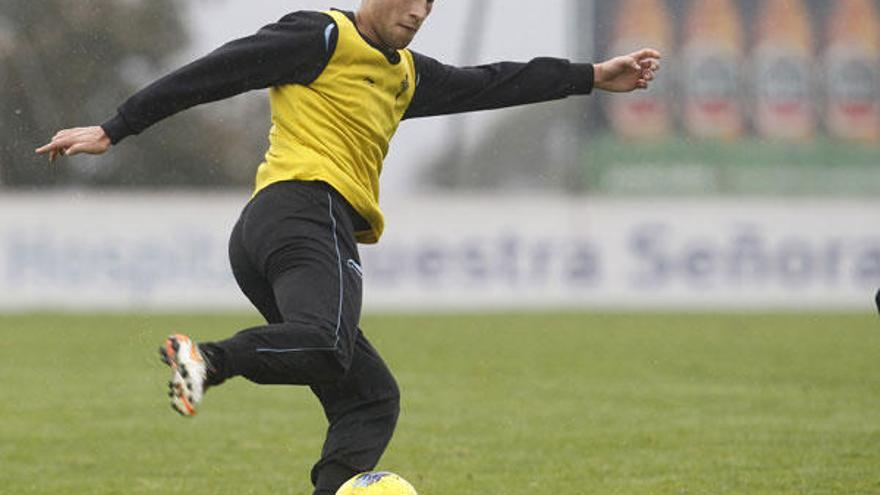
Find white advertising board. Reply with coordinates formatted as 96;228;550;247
370;195;880;311
0;192;243;310
0;191;877;312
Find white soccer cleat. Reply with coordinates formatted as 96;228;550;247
159;334;207;417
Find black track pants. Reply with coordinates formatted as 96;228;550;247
200;181;400;495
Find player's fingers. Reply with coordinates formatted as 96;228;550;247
35;142;54;154
37;134;77;155
36;138;66;154
52;128;75;140
639;58;661;72
642;70;655;81
632;48;662;62
39;130;68;153
53;147;70;163
65;144;85;156
66;142;98;156
37;138;63;154
626;56;640;71
52;128;93;146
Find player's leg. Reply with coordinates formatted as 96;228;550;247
200;182;364;385
875;288;879;315
227;242;399;495
218;182;399;494
196;208;286;390
206;255;361;385
161;181;355;411
227;207;284;326
159;202;284;415
161;181;400;494
310;330;401;495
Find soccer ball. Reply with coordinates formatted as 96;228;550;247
335;472;417;495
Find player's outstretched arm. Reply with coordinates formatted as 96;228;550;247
594;48;662;93
34;11;338;163
35;126;111;163
405;47;662;120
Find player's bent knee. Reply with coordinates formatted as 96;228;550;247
331;345;356;375
377;373;401;422
320;353;351;383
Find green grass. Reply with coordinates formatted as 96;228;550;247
1;313;879;494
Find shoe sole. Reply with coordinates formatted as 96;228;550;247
159;336;198;417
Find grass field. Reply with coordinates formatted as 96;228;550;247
1;312;878;494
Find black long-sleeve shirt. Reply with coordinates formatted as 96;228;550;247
101;10;594;144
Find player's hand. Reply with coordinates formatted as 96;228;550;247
594;48;662;93
35;126;111;164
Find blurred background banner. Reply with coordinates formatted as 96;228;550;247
0;193;240;310
582;0;880;197
0;0;878;311
0;194;876;311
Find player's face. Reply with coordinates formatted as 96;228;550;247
366;0;434;49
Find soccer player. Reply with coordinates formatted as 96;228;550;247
36;1;660;493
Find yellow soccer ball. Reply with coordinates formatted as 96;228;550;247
335;472;417;495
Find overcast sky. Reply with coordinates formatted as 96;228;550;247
183;0;579;195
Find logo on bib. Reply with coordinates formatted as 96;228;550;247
396;74;410;100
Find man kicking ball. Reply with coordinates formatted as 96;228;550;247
36;1;660;493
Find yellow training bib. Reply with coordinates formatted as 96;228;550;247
252;10;416;244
